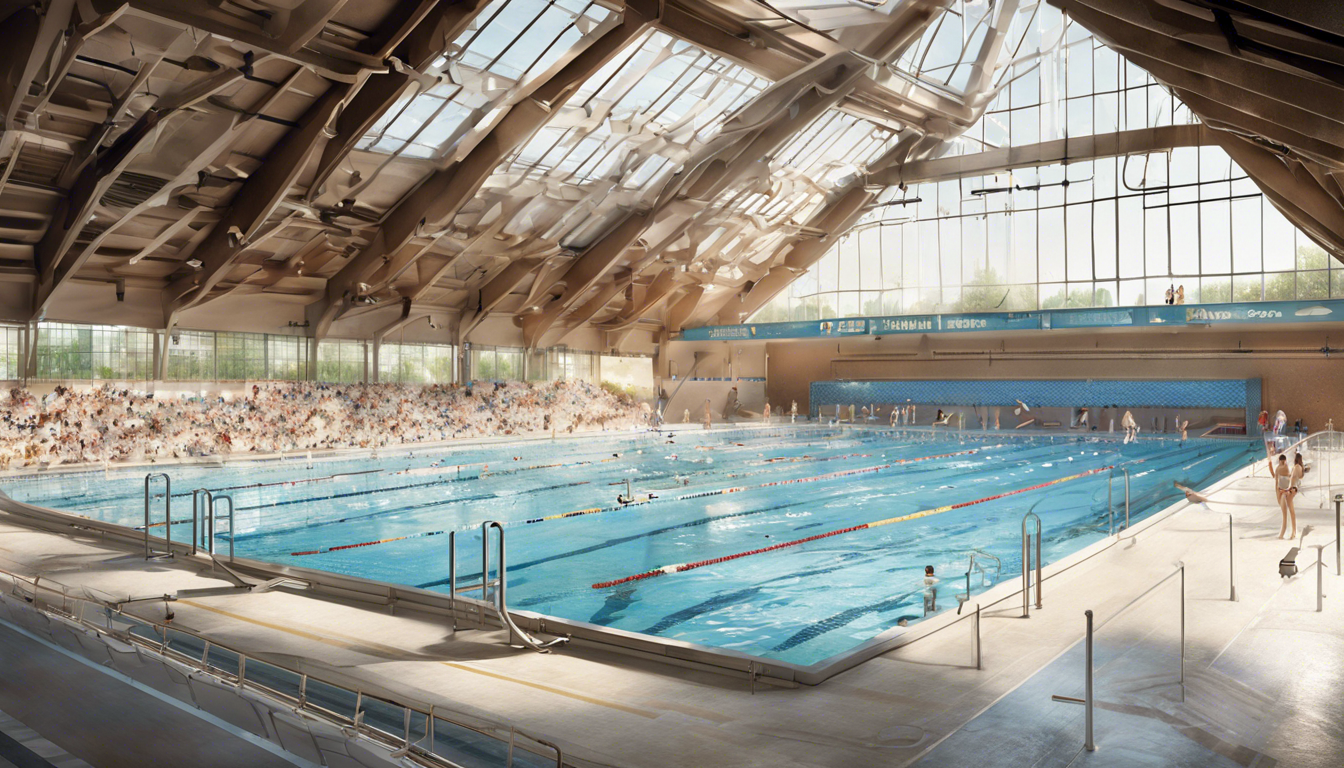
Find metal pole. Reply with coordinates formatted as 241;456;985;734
1316;546;1325;613
144;475;153;559
481;523;490;609
215;495;234;561
448;531;457;630
191;490;200;556
1227;514;1237;602
1022;527;1030;618
1179;562;1186;702
1035;526;1042;610
1108;470;1114;536
495;522;516;646
1084;609;1095;752
204;491;214;555
1123;469;1131;529
1335;494;1341;577
974;603;982;671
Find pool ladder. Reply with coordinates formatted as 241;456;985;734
448;522;569;653
956;551;1001;614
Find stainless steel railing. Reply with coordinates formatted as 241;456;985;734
0;565;566;768
1022;512;1042;617
447;523;568;652
957;551;1001;614
191;488;212;556
143;473;172;560
483;521;568;653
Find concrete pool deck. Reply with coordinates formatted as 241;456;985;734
0;453;1340;767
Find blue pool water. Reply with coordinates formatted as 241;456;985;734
2;427;1260;666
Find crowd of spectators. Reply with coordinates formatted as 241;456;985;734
0;380;649;469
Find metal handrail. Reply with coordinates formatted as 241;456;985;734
191;489;213;556
957;551;1001;614
1022;512;1042;617
143;473;172;560
482;521;568;653
214;494;235;560
0;565;565;768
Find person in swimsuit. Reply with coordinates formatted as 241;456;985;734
1271;454;1295;539
1283;452;1308;539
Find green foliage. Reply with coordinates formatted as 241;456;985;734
600;380;638;402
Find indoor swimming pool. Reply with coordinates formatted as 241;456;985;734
1;427;1262;666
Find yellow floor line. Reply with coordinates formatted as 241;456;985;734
175;599;658;719
439;662;658;718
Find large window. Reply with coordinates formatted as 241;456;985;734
753;146;1341;322
215;332;266;380
0;325;23;380
34;323;153;381
378;342;455;384
165;329;311;381
318;339;365;383
470;345;524;381
751;7;1342;323
522;347;600;383
164;330;216;381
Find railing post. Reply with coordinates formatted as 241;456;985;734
144;473;172;560
1022;512;1042;616
1316;546;1326;613
212;495;235;561
974;603;982;671
1179;561;1186;701
1084;609;1095;752
1123;469;1131;530
190;489;201;556
448;531;457;630
1108;470;1114;536
1335;494;1342;577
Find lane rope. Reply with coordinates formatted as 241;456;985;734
287;448;982;557
591;464;1114;589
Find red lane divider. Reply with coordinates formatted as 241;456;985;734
591;464;1113;589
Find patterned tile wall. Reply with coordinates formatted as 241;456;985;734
810;379;1260;426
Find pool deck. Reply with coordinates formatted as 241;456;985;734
0;455;1340;767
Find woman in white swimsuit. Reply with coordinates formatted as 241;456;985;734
1271;454;1294;539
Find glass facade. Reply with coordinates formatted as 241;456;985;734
0;325;20;380
2;322;617;387
750;12;1342;323
377;342;455;384
164;331;312;381
470;345;524;381
317;339;366;384
34;323;154;381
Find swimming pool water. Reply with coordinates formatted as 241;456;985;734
2;427;1260;666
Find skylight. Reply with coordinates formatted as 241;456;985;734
357;0;617;160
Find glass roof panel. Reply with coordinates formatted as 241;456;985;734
358;0;617;160
495;30;771;189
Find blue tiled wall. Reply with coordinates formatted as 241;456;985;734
810;379;1260;426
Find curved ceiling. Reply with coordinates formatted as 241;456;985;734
0;0;1339;353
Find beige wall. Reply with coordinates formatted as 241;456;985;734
744;325;1344;430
